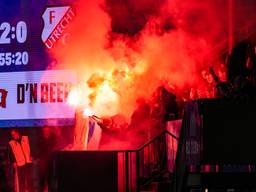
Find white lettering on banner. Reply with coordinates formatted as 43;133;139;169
0;70;76;120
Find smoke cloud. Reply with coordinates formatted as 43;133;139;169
50;0;228;115
49;0;256;149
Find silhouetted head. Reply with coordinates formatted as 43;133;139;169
10;129;20;140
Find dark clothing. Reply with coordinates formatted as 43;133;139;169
0;155;8;192
8;137;33;192
38;159;49;192
17;164;33;192
231;76;256;99
37;134;56;192
152;87;178;121
161;91;178;121
8;145;16;164
221;39;256;98
150;87;178;137
228;40;256;83
228;41;250;82
37;134;56;161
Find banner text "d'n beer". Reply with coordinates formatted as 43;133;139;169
17;82;72;104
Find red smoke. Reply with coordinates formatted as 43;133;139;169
52;0;220;112
49;0;256;149
104;0;168;36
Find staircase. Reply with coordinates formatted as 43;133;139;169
136;130;178;192
137;99;256;192
122;129;179;192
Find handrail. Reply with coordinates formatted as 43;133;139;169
141;169;170;187
137;130;178;152
134;129;180;191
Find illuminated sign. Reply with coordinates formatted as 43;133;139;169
0;20;31;71
0;1;75;73
0;70;76;127
0;1;77;127
0;21;27;44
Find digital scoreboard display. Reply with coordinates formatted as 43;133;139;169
0;0;49;72
0;21;29;67
0;0;77;127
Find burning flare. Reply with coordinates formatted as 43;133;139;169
83;108;94;117
67;69;125;117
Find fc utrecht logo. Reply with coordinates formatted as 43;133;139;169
0;89;8;108
41;6;75;49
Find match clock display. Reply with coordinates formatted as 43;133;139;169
0;21;29;66
0;0;75;73
0;52;29;66
0;0;77;127
0;1;52;73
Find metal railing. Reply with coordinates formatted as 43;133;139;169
48;128;181;192
122;130;179;192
